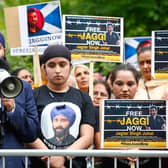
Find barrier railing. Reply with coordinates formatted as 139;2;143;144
0;149;167;168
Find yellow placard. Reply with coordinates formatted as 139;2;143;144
104;141;166;148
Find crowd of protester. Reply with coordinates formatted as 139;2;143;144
0;28;168;168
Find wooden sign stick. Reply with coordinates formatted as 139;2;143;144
89;61;94;99
33;46;42;87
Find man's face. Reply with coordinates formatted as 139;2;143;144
44;57;71;88
0;44;5;58
149;108;158;117
93;83;109;107
17;69;33;85
52;115;70;138
28;11;38;26
107;25;113;32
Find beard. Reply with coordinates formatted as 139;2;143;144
29;22;38;27
54;126;69;138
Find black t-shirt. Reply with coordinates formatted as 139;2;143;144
94;107;100;132
33;85;95;149
31;85;95;168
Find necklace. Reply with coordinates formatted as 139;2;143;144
47;86;70;102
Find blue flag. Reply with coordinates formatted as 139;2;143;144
124;37;151;70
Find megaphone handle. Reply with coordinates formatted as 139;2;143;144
0;122;5;137
0;116;5;147
0;99;6;137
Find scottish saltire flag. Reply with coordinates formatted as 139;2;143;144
124;37;151;70
19;1;62;46
27;2;62;36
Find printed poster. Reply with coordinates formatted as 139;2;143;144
41;102;81;149
63;15;123;62
4;1;62;48
152;30;168;79
101;99;167;149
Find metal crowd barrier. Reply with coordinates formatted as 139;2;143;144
0;149;168;168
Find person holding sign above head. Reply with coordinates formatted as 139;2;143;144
95;63;165;168
30;44;95;168
134;40;168;100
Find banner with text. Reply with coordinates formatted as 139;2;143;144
152;30;168;79
4;1;62;48
63;15;123;62
101;99;167;149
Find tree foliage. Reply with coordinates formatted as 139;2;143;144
0;0;168;75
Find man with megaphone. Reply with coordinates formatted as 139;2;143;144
0;58;39;168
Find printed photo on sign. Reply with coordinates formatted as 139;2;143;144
41;102;81;149
19;1;62;46
27;7;44;35
63;15;123;62
152;30;168;79
124;36;151;70
101;99;167;149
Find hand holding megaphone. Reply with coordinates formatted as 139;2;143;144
1;97;15;112
0;68;23;98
